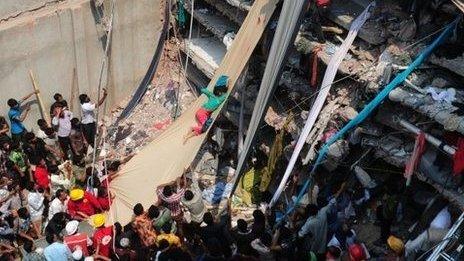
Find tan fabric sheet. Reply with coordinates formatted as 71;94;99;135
108;0;279;225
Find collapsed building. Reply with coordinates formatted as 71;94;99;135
2;0;464;260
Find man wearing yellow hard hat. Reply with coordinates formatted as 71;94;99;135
92;214;113;259
67;188;103;221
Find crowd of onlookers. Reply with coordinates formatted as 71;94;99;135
0;90;433;261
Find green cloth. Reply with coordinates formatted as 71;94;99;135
9;150;27;172
177;0;186;27
237;167;262;206
201;88;227;111
153;208;175;232
260;128;285;192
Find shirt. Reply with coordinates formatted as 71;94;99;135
9;150;27;172
0;149;7;177
28;192;45;221
132;213;157;247
48;198;67;221
64;233;90;256
200;88;227;111
8;106;25;135
34;166;50;190
157;188;185;218
24;252;46;261
298;200;335;254
44;242;71;261
93;226;113;257
67;192;102;218
81;102;96;124
156;233;181;247
52;110;73;137
181;173;206;223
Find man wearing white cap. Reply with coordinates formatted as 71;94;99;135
63;220;92;257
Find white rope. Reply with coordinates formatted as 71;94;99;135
91;0;116;187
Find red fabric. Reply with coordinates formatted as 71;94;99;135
67;192;102;218
98;197;111;211
453;138;464;176
34;166;50;190
93;226;113;257
310;51;319;89
193;108;212;135
64;233;89;256
101;175;113;188
316;0;331;7
404;132;426;182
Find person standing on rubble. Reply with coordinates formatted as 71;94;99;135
183;75;228;144
78;88;108;147
52;103;76;161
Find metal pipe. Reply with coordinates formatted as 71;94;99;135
397;118;456;155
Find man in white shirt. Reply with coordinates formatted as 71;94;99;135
79;88;107;147
52;104;75;160
48;189;68;221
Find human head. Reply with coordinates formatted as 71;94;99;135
108;161;121;173
133;203;144;216
70;189;84;202
387;235;405;256
37;119;47;129
253;209;265;223
305;204;319;217
7;98;19;108
158;239;170;251
184;190;194;201
24;132;36;143
53;93;63;102
348;244;366;261
17;207;30;219
46;233;56;244
56;189;67;202
65;220;79;235
92;214;105;228
203;212;214;226
326;245;342;260
147;205;159;219
162;185;173;197
71;118;80;129
213;75;228;96
79;94;90;104
1;140;10;151
237;219;248;233
161;222;172;234
23;240;35;253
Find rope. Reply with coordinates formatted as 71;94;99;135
90;0;116;188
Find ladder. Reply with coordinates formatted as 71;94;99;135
426;212;464;261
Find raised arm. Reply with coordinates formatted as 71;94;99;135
20;91;36;103
19;106;31;122
97;88;108;107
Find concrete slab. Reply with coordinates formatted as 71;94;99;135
185;0;239;39
182;37;227;78
203;0;247;25
327;0;386;45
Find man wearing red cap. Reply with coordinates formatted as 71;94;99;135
67;189;102;220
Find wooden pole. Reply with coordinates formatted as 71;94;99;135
70;68;77;112
29;70;51;126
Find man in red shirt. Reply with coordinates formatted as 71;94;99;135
67;189;102;220
92;214;113;258
63;220;92;256
33;158;50;190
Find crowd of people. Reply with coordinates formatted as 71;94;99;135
0;87;443;261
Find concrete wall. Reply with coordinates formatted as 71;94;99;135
0;0;161;131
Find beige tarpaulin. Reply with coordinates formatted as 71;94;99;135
109;0;278;225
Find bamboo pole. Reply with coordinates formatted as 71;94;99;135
29;70;51;126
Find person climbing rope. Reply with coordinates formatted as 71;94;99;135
183;75;229;144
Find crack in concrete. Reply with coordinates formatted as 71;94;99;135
0;0;67;24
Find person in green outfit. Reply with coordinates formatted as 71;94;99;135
183;75;229;144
